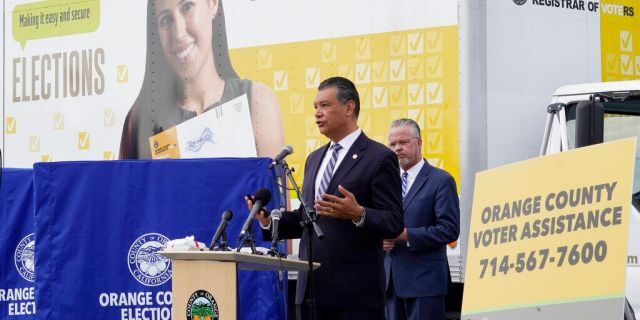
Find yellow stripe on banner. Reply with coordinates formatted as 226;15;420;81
231;26;460;190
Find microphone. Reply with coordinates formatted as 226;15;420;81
270;145;293;168
239;188;272;239
209;210;233;250
270;209;282;253
271;209;282;241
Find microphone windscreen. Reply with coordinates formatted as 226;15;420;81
253;188;272;204
222;210;233;221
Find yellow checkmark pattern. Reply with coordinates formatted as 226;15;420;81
53;113;64;130
372;86;388;108
322;41;337;63
116;65;128;83
29;135;40;153
601;0;640;80
230;25;460;186
6;117;17;134
305;67;320;89
104;108;115;127
290;93;305;114
258;48;273;69
103;151;115;160
78;131;90;150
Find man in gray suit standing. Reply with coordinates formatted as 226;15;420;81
384;118;460;320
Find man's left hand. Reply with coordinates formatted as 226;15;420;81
315;185;364;220
395;228;408;241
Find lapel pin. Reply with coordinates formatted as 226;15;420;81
352;154;358;159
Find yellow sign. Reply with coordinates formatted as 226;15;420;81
462;138;635;316
601;0;640;81
12;0;100;49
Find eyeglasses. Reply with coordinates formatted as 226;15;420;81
388;137;419;148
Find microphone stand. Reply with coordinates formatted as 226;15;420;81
236;224;261;255
215;231;231;251
280;160;322;320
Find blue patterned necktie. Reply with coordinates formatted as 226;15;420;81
401;171;408;199
317;144;342;199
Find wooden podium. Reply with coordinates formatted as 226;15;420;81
161;250;318;319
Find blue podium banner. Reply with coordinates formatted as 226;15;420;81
32;158;285;320
0;169;37;319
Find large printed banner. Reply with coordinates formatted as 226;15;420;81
2;0;460;186
0;169;36;319
462;138;636;319
32;158;285;320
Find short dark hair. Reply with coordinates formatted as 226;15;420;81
318;77;360;118
390;118;421;138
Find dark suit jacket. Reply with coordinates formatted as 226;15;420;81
384;160;460;298
266;132;404;309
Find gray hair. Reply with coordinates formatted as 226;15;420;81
390;118;421;138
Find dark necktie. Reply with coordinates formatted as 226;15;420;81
317;144;342;199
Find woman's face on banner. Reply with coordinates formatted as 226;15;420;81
154;0;218;82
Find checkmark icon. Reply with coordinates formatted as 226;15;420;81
359;113;372;132
322;42;336;62
427;82;443;104
117;65;128;83
306;67;320;88
372;86;388;108
408;83;424;106
408;32;424;54
372;61;388;83
426;157;443;168
258;48;272;69
621;55;633;75
390;85;405;107
426;31;443;53
273;70;288;91
426;132;443;154
606;53;618;74
29;136;40;153
390;60;405;81
355;63;370;84
426;56;442;78
426;106;444;129
338;64;354;79
306;116;318;135
78;132;90;150
103;151;114;160
390;34;405;56
620;30;633;52
104;109;115;127
407;109;425;129
408;58;424;80
359;87;371;109
355;38;370;60
6;117;16;134
290;93;305;114
53;113;64;130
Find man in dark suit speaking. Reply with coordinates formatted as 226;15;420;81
384;118;460;320
254;77;404;320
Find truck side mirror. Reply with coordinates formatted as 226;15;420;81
575;100;604;148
